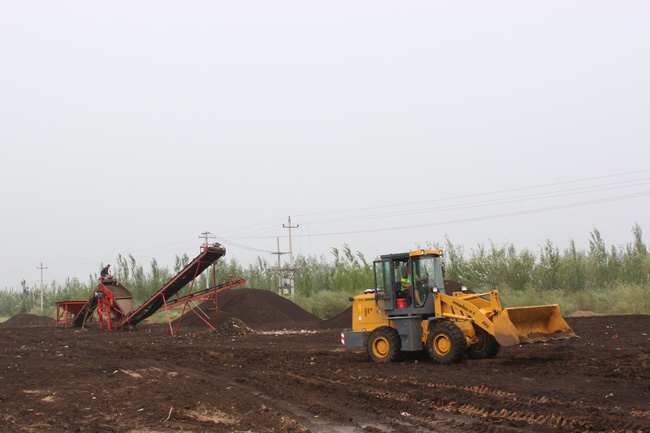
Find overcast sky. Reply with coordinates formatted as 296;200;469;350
1;1;649;289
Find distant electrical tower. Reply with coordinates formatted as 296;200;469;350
282;216;300;299
36;262;47;314
199;231;216;245
271;237;289;296
198;231;216;289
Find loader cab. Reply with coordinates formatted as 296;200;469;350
373;249;445;314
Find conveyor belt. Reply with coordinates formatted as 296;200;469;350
122;244;226;327
71;292;100;327
160;277;246;310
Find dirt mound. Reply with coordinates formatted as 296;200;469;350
444;279;473;294
565;314;650;343
0;313;56;327
570;310;606;317
171;288;320;330
318;306;352;329
216;316;253;336
170;309;253;336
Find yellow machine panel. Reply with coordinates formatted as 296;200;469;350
351;294;388;333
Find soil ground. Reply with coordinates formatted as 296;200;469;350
1;288;649;433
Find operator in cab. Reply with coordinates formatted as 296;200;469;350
400;262;427;307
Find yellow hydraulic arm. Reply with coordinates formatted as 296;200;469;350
435;291;575;346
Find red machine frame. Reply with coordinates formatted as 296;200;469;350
159;274;245;335
55;301;90;329
59;243;245;335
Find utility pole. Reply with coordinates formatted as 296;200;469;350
283;216;299;299
199;231;215;246
198;231;216;289
36;262;47;314
271;237;289;295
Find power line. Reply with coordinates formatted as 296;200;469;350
204;169;650;245
5;170;648;289
286;190;650;238
214;237;275;254
301;179;650;225
218;217;286;237
295;168;650;219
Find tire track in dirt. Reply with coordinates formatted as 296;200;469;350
204;350;517;433
2;313;650;432
369;375;647;433
216;347;648;433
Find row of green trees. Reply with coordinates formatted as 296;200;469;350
439;224;649;315
2;225;648;320
442;225;648;293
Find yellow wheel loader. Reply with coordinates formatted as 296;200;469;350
342;249;576;363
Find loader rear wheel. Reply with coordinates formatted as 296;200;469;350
367;327;401;363
467;326;501;360
427;322;466;364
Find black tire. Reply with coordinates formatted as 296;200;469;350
367;327;401;363
427;321;467;364
467;326;501;359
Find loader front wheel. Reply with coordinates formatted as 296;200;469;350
367;327;401;363
467;326;501;360
427;322;466;364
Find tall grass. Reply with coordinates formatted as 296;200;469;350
3;224;648;319
498;283;650;316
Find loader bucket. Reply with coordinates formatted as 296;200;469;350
492;304;576;347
